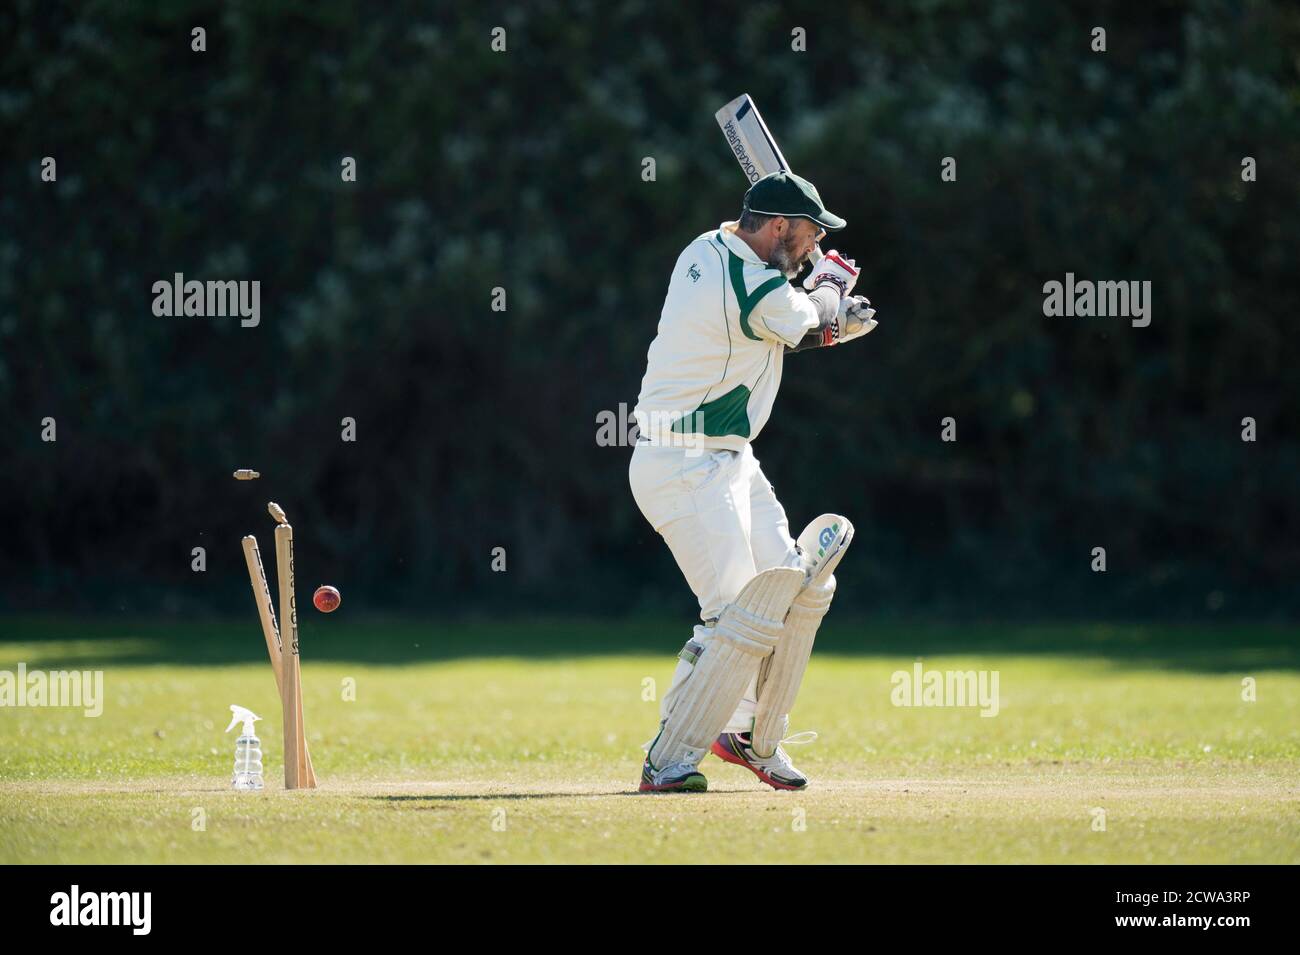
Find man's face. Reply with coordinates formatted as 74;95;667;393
770;218;826;275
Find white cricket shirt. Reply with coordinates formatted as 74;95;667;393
633;221;820;451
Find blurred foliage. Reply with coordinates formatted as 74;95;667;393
1;0;1297;618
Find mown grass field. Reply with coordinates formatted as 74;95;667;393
1;616;1296;863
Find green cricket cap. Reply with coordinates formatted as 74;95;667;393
743;171;846;231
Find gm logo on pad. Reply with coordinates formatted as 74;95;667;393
817;523;840;558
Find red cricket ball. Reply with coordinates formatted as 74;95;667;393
312;585;341;613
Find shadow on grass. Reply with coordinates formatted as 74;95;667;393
0;614;1296;674
368;792;630;803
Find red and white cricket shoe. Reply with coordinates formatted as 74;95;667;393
711;731;816;791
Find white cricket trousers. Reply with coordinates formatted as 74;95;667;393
628;441;799;733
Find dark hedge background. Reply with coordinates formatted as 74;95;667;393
2;0;1297;620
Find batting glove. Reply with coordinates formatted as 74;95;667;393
802;250;860;297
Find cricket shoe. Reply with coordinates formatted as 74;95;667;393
638;758;708;793
711;731;818;791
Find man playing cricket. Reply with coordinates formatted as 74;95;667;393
630;171;877;792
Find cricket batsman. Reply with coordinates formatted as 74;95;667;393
630;171;877;792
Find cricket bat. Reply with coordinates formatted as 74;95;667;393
715;93;824;265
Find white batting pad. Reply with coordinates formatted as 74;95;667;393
797;514;854;588
647;566;804;770
752;514;853;756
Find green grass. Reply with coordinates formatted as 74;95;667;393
1;615;1297;863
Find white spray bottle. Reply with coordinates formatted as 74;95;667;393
226;705;264;791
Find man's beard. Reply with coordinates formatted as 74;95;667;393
769;230;808;278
